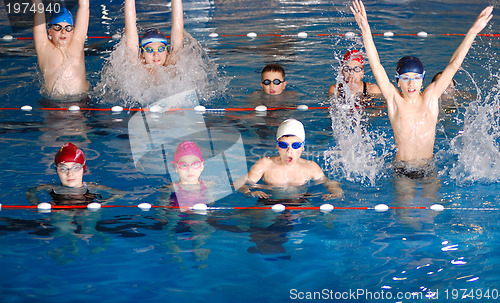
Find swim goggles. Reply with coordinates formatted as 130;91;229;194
51;24;74;32
141;46;167;53
56;164;83;173
262;79;284;85
276;140;305;149
395;72;425;82
176;161;203;170
342;66;363;73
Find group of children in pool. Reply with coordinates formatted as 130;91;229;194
30;0;494;206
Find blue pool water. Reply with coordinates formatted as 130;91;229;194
0;0;499;302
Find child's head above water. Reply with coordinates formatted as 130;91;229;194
173;141;204;184
395;56;426;96
48;7;75;47
54;142;86;188
276;119;306;165
341;49;365;83
140;28;169;66
261;63;287;95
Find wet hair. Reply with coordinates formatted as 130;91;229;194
431;71;457;86
261;63;285;79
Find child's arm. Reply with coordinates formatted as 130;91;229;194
310;163;343;200
169;0;184;55
32;0;49;56
124;0;140;58
350;0;399;106
425;6;493;101
88;184;126;204
233;158;269;199
71;0;90;48
25;184;52;205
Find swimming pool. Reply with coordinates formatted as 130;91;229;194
0;0;499;302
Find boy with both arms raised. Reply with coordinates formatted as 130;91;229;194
350;0;493;178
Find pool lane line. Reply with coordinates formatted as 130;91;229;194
7;33;500;40
6;105;387;114
1;204;498;212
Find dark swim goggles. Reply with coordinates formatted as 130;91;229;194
276;140;305;149
51;24;74;32
262;79;284;85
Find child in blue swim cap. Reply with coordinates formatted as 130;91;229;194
32;0;90;97
124;0;184;67
350;0;493;169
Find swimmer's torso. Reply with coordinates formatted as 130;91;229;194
261;157;317;187
389;95;438;161
39;44;89;96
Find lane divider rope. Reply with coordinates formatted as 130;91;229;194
0;203;497;213
3;32;499;41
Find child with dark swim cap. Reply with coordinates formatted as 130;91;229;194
350;0;493;177
124;0;184;67
234;119;343;201
328;49;381;103
161;141;214;209
32;0;90;97
25;143;124;205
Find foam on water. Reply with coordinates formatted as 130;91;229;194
324;81;391;186
95;32;224;107
446;78;500;184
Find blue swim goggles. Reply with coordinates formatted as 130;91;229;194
395;72;425;82
141;45;167;53
276;140;305;149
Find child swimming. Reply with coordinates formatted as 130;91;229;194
25;143;124;205
32;0;90;97
350;0;493;177
235;119;343;201
162;141;214;209
124;0;184;68
328;49;381;105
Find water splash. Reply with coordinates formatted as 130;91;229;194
324;84;392;186
447;75;500;184
95;32;225;107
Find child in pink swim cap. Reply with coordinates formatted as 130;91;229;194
162;141;214;209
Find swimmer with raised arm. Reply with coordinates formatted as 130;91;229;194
235;119;343;201
124;0;184;68
350;0;493;175
32;0;90;97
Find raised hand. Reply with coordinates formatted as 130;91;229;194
471;6;493;34
350;0;369;29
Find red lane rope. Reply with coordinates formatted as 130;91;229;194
7;33;500;41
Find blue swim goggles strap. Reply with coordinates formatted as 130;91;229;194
276;140;305;149
395;71;426;82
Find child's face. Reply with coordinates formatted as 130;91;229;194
397;72;424;98
261;71;287;95
141;42;168;66
48;22;74;47
56;162;84;188
276;135;304;166
175;155;204;184
342;61;364;84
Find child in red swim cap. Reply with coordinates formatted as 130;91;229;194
328;49;381;105
26;143;125;205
